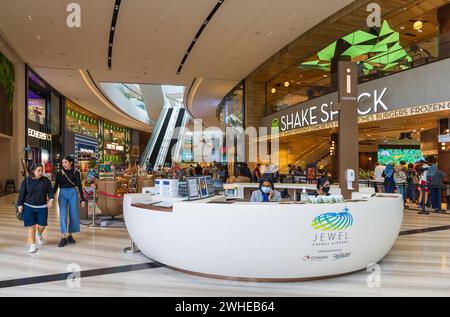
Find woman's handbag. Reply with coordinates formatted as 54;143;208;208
15;203;24;221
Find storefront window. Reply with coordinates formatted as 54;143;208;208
265;2;446;115
103;123;127;164
27;89;46;125
216;82;245;130
65;101;98;138
26;68;64;180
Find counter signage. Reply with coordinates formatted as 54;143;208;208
303;207;353;263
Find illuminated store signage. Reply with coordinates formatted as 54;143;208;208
106;143;124;151
276;88;388;132
28;128;51;141
264;58;450;137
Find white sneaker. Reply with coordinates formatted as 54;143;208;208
36;234;44;245
28;244;37;253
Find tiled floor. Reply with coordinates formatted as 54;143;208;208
0;194;449;296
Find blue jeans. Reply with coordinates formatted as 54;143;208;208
397;183;406;200
384;179;396;194
431;187;442;210
406;184;416;202
58;188;80;234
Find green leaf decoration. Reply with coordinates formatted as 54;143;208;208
0;52;15;112
343;30;377;45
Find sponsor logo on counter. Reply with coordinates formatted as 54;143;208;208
311;207;353;231
333;252;352;261
302;208;353;263
302;255;329;262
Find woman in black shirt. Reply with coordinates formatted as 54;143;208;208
17;163;54;253
54;156;86;247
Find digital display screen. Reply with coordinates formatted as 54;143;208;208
378;148;424;165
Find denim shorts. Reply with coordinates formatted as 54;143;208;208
23;205;48;227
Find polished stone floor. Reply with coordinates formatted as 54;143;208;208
0;194;449;297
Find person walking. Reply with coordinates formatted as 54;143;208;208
54;156;86;247
17;164;54;253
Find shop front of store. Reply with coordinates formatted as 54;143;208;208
263;57;450;178
25;67;63;180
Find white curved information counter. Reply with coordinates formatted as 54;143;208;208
124;193;403;281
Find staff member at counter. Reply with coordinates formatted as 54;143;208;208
313;177;331;197
250;179;281;203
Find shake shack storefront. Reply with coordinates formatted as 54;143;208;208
263;57;450;178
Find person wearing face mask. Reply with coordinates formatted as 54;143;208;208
313;176;331;196
250;178;282;203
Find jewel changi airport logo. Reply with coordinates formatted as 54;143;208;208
311;207;353;232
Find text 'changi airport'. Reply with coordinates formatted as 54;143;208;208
0;0;450;303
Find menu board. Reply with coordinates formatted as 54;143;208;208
187;177;201;200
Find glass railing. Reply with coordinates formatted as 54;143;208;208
117;84;147;111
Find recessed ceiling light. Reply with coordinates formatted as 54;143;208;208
414;21;423;30
284;81;290;88
271;88;277;94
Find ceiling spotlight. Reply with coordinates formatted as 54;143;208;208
271;88;277;94
284;81;290;88
414;21;423;30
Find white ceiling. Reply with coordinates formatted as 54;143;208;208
0;0;353;130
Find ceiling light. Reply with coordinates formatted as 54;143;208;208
284;81;290;88
36;35;41;40
400;26;405;30
27;15;32;21
413;21;423;30
271;88;277;94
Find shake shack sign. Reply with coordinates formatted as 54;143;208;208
266;88;388;133
263;58;450;135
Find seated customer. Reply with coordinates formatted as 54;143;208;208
250;179;282;202
313;177;331;197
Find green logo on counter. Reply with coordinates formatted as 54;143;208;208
311;207;353;231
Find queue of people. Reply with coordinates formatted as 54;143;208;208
17;156;86;253
374;160;447;212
